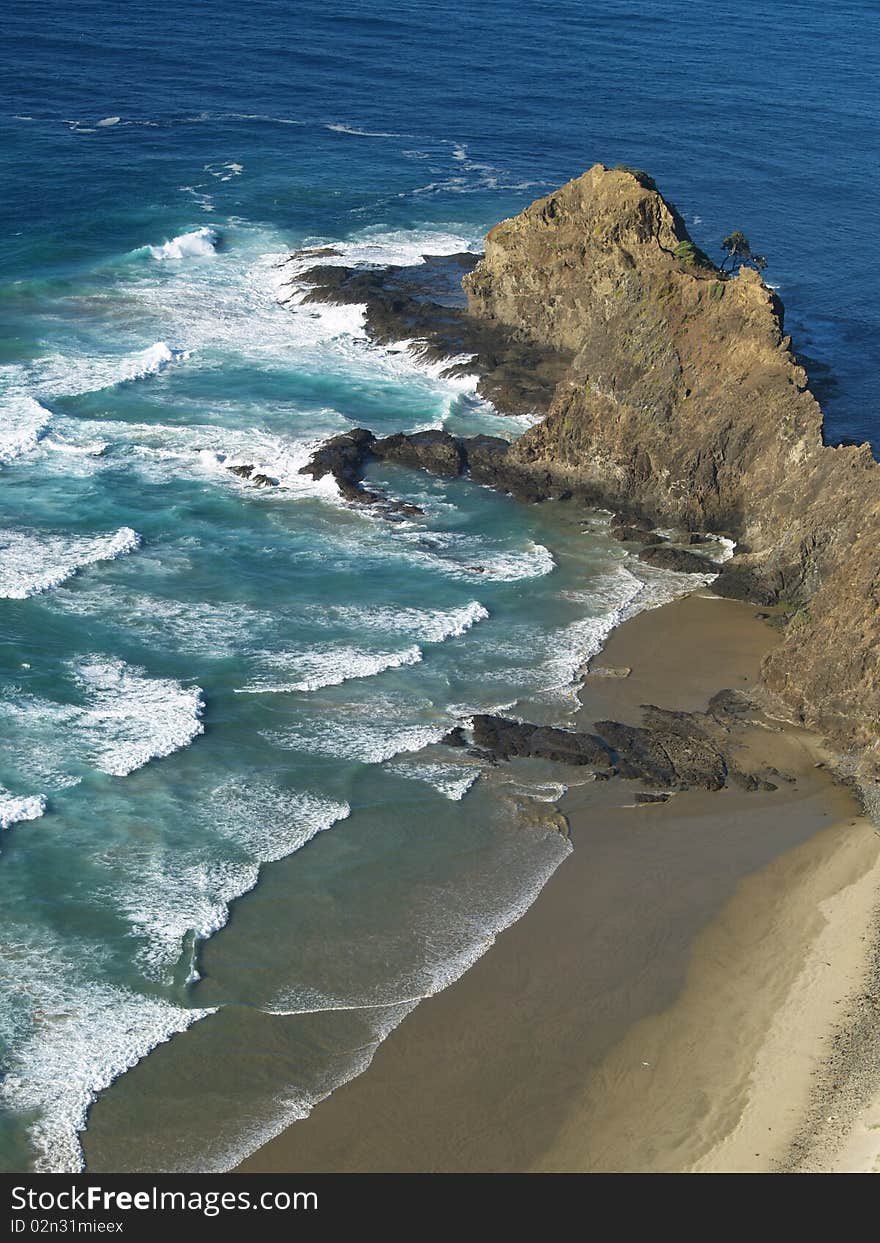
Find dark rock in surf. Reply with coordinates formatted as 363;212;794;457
298;427;375;491
470;715;612;768
611;524;663;544
373;429;465;477
637;545;714;574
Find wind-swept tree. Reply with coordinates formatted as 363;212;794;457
720;231;767;274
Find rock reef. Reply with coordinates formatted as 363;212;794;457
296;251;570;416
467;693;782;796
298;426;561;508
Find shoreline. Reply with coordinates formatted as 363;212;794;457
237;590;880;1173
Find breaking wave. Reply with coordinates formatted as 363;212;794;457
148;227;218;260
0;527;141;599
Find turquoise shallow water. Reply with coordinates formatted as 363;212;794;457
0;0;877;1171
1;196;711;1173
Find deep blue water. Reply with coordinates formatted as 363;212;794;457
0;0;876;1172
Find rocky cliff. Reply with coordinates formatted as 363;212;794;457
462;164;880;764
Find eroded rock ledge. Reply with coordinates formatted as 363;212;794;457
444;692;784;798
298;426;556;504
297;428;723;573
292;251;571;416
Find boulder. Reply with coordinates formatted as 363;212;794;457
638;545;714;574
373;429;465;477
470;715;611;767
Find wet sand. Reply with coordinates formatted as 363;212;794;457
237;592;880;1173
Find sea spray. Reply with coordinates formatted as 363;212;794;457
148;227;218;260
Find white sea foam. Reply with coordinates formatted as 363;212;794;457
204;162;243;180
209;782;351;866
40;436;108;458
123;785;350;981
237;643;423;693
0;789;47;831
0;941;213;1172
0;694;84;790
395;531;555;582
177;997;420;1173
622;555;719;612
204;429;351;499
35;409;349;498
708;534;737;561
2;663;202;786
29;342;189;399
0;395;51;465
180;184;216;212
71;659;204;777
383;761;479;801
326;123;409;138
538;562;645;694
293;225;481;270
116;341;190;382
52;585;269;657
148;227;218;260
125;855;260;983
0;527;141;598
265;698;451;764
319;599;488;643
264;826;573;1017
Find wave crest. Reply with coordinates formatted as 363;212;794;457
238;644;423;694
0;527;141;599
0;396;51;466
148;227;218;260
0;790;47;831
72;659;205;777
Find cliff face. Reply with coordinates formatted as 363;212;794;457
463;165;880;759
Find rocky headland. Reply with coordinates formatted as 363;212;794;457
240;168;880;1178
290;163;880;783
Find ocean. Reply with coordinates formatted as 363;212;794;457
0;0;876;1172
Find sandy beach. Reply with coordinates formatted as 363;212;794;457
238;591;880;1174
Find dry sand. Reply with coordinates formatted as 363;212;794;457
237;592;880;1173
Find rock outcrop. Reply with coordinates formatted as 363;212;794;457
296;252;570;416
298;426;569;512
467;697;780;794
471;715;612;769
461;165;880;763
